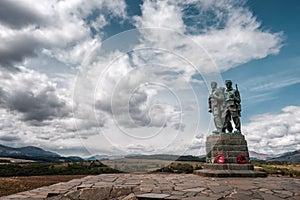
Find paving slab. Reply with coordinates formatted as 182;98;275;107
1;173;299;200
136;193;170;199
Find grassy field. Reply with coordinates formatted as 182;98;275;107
252;161;300;177
269;164;300;171
0;161;120;177
102;158;203;172
0;157;36;164
102;158;174;172
0;175;86;197
0;159;299;197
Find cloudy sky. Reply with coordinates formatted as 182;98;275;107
0;0;299;158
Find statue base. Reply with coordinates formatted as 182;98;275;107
194;169;267;177
194;133;267;177
203;163;253;170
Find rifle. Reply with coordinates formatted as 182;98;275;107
235;84;240;100
235;84;241;116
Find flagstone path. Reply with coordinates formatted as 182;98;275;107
1;173;299;199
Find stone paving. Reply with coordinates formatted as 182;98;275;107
1;173;300;199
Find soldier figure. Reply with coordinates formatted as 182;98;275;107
208;82;225;133
222;80;241;133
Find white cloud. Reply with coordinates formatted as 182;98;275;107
0;107;87;155
0;67;104;156
243;105;300;154
250;77;300;92
76;51;185;130
133;0;282;74
126;144;155;154
134;0;186;33
0;0;127;68
0;66;72;122
91;15;107;31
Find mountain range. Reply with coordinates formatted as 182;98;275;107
249;151;273;160
0;144;299;162
268;149;300;162
0;144;83;162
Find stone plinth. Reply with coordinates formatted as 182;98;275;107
203;164;253;170
194;169;267;177
195;133;267;177
205;134;250;164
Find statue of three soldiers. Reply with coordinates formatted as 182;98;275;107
208;80;241;134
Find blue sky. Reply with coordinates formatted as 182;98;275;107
224;0;300;120
0;0;299;158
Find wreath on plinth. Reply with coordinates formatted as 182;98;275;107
215;154;225;164
237;154;247;164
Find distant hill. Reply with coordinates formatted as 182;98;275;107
86;154;124;161
268;149;300;162
0;144;59;158
125;154;206;162
2;143;298;163
0;144;83;162
249;151;273;160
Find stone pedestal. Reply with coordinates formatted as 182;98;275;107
194;133;267;177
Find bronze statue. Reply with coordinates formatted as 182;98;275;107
208;82;225;133
221;80;241;133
